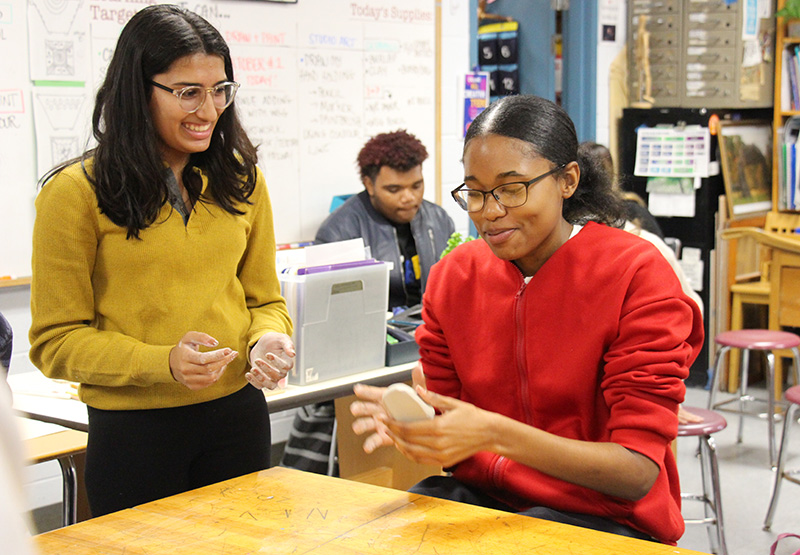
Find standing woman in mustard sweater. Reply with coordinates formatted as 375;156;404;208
29;5;292;517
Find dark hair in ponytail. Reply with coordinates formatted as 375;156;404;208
464;95;626;227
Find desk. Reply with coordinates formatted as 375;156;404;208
34;466;710;555
9;362;416;432
18;418;88;526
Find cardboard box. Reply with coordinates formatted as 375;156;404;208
280;263;390;385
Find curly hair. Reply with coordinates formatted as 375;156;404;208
357;130;429;181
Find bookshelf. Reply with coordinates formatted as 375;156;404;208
775;0;800;212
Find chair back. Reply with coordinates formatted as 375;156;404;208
734;212;800;284
765;212;800;235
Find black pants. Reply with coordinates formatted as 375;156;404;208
85;385;271;517
410;476;655;542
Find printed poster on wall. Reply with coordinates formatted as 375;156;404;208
463;72;489;137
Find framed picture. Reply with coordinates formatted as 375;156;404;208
718;120;773;219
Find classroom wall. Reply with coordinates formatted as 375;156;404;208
594;0;627;149
477;0;620;142
1;1;471;514
1;0;476;280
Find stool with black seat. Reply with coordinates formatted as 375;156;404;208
764;385;800;531
678;406;728;555
707;329;800;468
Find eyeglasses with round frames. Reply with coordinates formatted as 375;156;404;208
451;163;568;213
149;80;240;114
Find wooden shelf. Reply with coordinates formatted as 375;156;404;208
0;277;31;288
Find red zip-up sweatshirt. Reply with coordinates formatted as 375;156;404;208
416;222;704;544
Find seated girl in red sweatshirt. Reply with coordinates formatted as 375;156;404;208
350;94;703;545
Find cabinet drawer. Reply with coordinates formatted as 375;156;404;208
686;0;736;13
651;64;678;81
652;81;679;98
630;0;679;14
650;47;680;65
687;11;736;31
650;30;680;48
687;29;735;48
685;63;734;82
646;14;680;31
685;80;735;99
685;47;736;65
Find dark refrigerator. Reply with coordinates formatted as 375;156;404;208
618;107;771;387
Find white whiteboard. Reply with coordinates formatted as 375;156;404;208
0;0;436;279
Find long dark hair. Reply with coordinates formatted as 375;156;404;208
464;95;626;227
40;5;258;239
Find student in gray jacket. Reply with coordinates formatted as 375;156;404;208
315;129;455;309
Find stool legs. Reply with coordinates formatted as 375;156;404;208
707;346;732;410
764;402;799;531
683;434;727;555
738;348;751;446
709;344;799;468
766;351;777;468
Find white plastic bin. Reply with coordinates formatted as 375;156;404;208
279;263;390;385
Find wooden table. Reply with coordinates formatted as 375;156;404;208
19;418;88;527
34;466;710;555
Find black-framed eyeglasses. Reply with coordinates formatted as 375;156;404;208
451;163;567;213
149;80;240;113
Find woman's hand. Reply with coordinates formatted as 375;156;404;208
351;361;493;467
385;388;494;468
245;332;295;390
350;361;428;453
678;404;703;425
169;331;238;390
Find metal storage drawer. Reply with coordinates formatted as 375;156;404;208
685;64;734;82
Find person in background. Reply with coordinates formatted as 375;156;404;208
0;312;11;374
281;130;455;475
577;141;701;312
577;142;704;426
29;5;293;517
315;129;455;310
580;141;664;239
351;95;703;545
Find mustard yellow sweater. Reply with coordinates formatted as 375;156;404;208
29;161;292;410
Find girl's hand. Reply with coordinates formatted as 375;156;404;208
169;331;238;390
384;388;494;468
246;332;295;390
350;361;429;453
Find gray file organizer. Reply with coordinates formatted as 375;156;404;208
280;263;390;385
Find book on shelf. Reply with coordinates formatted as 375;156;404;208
782;117;800;210
783;48;792;111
